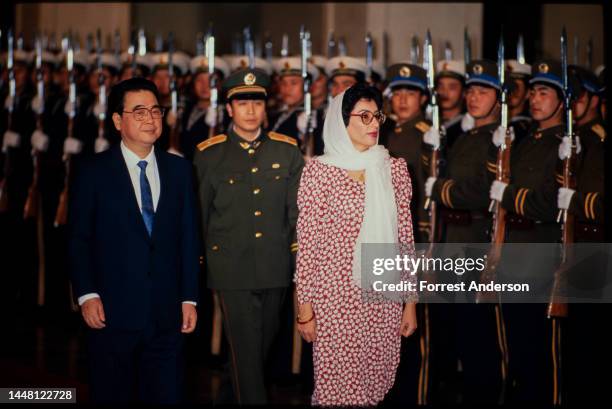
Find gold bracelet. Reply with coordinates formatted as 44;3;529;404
296;313;315;325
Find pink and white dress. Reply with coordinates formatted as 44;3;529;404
295;156;417;406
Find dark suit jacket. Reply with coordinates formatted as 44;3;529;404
68;144;200;331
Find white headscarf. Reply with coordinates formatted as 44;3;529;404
318;89;399;288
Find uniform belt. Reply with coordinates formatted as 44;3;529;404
574;221;604;242
505;214;543;230
441;208;488;225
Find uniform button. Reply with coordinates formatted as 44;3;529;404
229;179;234;184
251;167;258;173
275;175;280;180
212;245;219;251
248;149;255;155
255;232;263;238
253;188;261;194
254;210;262;216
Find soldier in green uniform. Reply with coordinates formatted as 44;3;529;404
193;67;304;404
557;64;605;406
488;60;567;404
424;60;507;405
380;63;431;242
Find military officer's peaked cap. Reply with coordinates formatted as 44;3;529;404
436;59;466;81
223;68;270;101
273;56;319;81
529;60;564;93
466;59;501;90
505;59;532;79
190;55;230;79
384;63;428;95
325;56;367;82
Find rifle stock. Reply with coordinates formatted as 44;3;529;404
54;118;73;227
0;115;14;213
24;117;44;220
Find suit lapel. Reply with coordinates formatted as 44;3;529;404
109;145;151;241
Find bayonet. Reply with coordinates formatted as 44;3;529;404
327;30;336;58
464;27;471;66
517;34;525;64
281;33;289;57
338;36;347;56
444;41;453;61
365;32;373;82
410;35;420;65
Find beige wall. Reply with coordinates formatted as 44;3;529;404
260;3;325;56
17;2;131;50
366;2;483;66
542;4;604;69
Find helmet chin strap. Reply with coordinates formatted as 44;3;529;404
471;100;500;122
573;94;593;123
537;99;564;124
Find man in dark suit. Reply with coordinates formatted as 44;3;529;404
68;77;200;404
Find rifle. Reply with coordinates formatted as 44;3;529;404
167;32;182;155
548;28;575;319
54;39;76;227
423;30;440;247
365;32;373;84
410;35;420;65
95;29;109;151
207;35;222;139
300;26;314;160
24;34;45;220
476;32;510;304
464;27;471;66
0;29;17;213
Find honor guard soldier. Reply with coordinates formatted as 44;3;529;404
505;59;533;144
380;63;431;242
268;57;319;151
193;68;304;404
180;54;229;160
559;64;605;406
324;56;367;97
308;55;328;110
488;60;568;405
424;59;507;405
435;59;467;150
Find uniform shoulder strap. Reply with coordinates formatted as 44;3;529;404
197;134;227;151
415;121;431;133
268;131;298;146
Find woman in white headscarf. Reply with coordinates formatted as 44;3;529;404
294;84;418;406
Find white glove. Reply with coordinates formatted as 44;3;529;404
425;105;433;121
296;112;308;135
425;177;436;197
94;137;109;153
93;102;105;118
557;187;575;210
558;136;582;160
2;130;20;152
205;106;217;127
167;147;184;157
31;130;50;152
31;95;44;114
492;126;515;147
4;95;14;110
63;137;82;155
490;180;508;202
65;99;77;116
423;128;441;149
461;113;475;132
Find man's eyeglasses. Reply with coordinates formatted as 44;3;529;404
123;106;166;121
349;110;386;125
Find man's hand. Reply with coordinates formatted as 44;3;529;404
81;298;106;329
181;303;197;333
425;176;436;197
423;128;441;149
558;136;582;160
490;180;508;202
557;187;575;210
492;125;515;147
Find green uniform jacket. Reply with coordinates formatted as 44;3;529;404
193;127;304;290
381;114;431;242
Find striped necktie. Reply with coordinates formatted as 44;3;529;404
137;160;154;236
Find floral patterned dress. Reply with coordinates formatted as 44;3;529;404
295;156;417;406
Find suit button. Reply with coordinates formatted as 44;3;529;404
212;245;219;251
253;188;261;195
254;210;262;216
255;232;263;238
251;167;258;173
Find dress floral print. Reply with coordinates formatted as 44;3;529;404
295;156;417;406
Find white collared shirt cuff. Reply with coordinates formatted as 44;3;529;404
182;301;197;306
78;293;100;306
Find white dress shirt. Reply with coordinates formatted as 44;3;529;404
78;142;196;307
